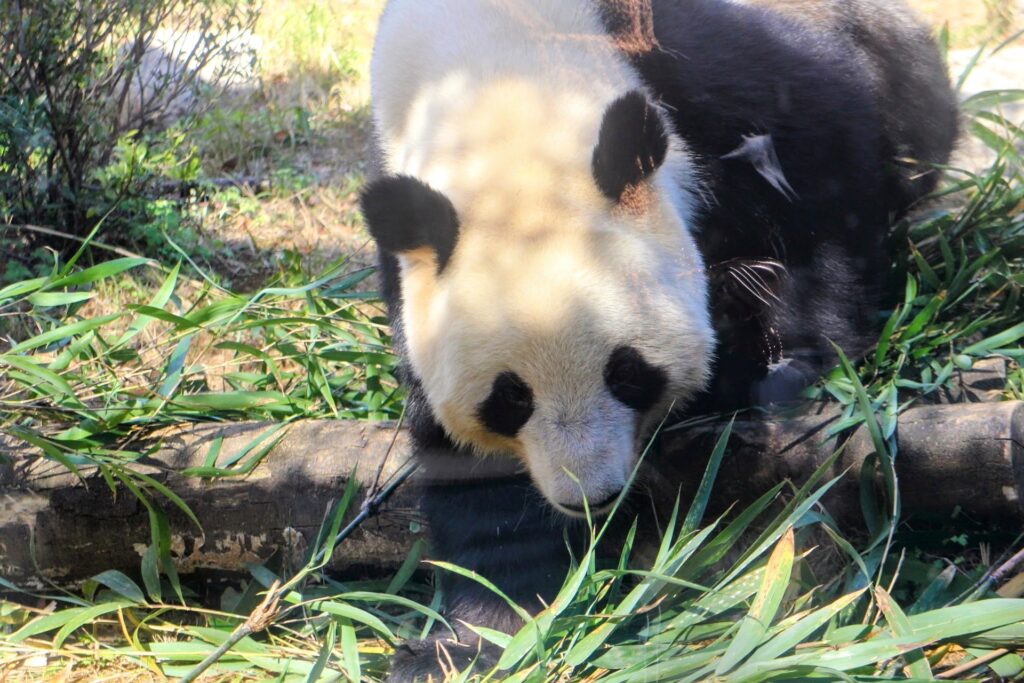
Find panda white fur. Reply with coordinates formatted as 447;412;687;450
368;0;713;514
359;0;957;678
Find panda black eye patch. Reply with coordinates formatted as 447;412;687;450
604;346;667;412
477;372;535;437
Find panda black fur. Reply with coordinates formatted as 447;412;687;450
359;1;957;679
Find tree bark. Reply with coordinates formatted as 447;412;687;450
2;402;1022;588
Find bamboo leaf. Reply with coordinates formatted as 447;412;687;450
715;528;795;674
27;291;95;308
9;601;132;643
738;589;866;671
875;586;933;679
89;570;146;604
10;314;121;353
682;416;734;535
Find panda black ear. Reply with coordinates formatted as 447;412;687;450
359;175;460;271
592;90;669;202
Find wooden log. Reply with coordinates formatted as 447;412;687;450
0;421;420;589
659;401;1024;525
1;403;1022;588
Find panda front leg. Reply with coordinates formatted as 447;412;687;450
389;464;577;682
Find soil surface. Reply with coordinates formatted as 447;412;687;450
948;46;1024;171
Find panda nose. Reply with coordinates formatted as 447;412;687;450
561;490;622;514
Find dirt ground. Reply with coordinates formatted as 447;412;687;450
911;0;1021;42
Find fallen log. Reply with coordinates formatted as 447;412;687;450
658;401;1024;524
0;420;418;589
1;402;1022;588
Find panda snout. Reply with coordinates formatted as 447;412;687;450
558;489;623;516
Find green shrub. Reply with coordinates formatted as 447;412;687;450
0;0;257;275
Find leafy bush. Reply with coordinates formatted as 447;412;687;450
0;0;257;273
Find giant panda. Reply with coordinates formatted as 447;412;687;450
359;0;957;679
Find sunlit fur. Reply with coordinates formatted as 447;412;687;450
371;0;713;513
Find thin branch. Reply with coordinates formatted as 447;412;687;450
937;648;1011;680
3;224;160;265
177;458;420;681
990;545;1024;586
178;579;282;683
313;459;421;566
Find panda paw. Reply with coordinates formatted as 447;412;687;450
387;633;499;682
754;358;814;406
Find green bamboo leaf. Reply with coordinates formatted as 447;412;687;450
4;426;83;479
129;304;199;329
961;88;1024;114
834;344;896;525
127;470;202;530
218;423;288;469
682;417;734;535
299;596;395;641
737;589;866;673
306;620;337;683
141;542;162;603
716;528;796;674
872;307;901;369
600;647;721;683
322;267;376;297
215;340;272;360
778;599;1024;672
677;484;784;580
910;246;941;290
339;592;448;630
903;294;944;338
594;643;684;671
723;472;844;587
339;618;361;682
954;45;986;93
186;296;248;326
966;647;1024;679
386;538;426;595
0;276;48;302
566;525;718;666
498;545;597;669
427;561;533;625
970;120;1017;154
10;314;121;353
170;391;294;412
875;586;933;679
962;321;1024;355
27;291;95;308
462;623;513;649
909;565;957;615
189;625;270;653
45;257;151;290
9;600;132;643
116;262;182;347
903;600;1024;641
0;355;88;410
89;570;145;604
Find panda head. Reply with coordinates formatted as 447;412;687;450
361;90;714;517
